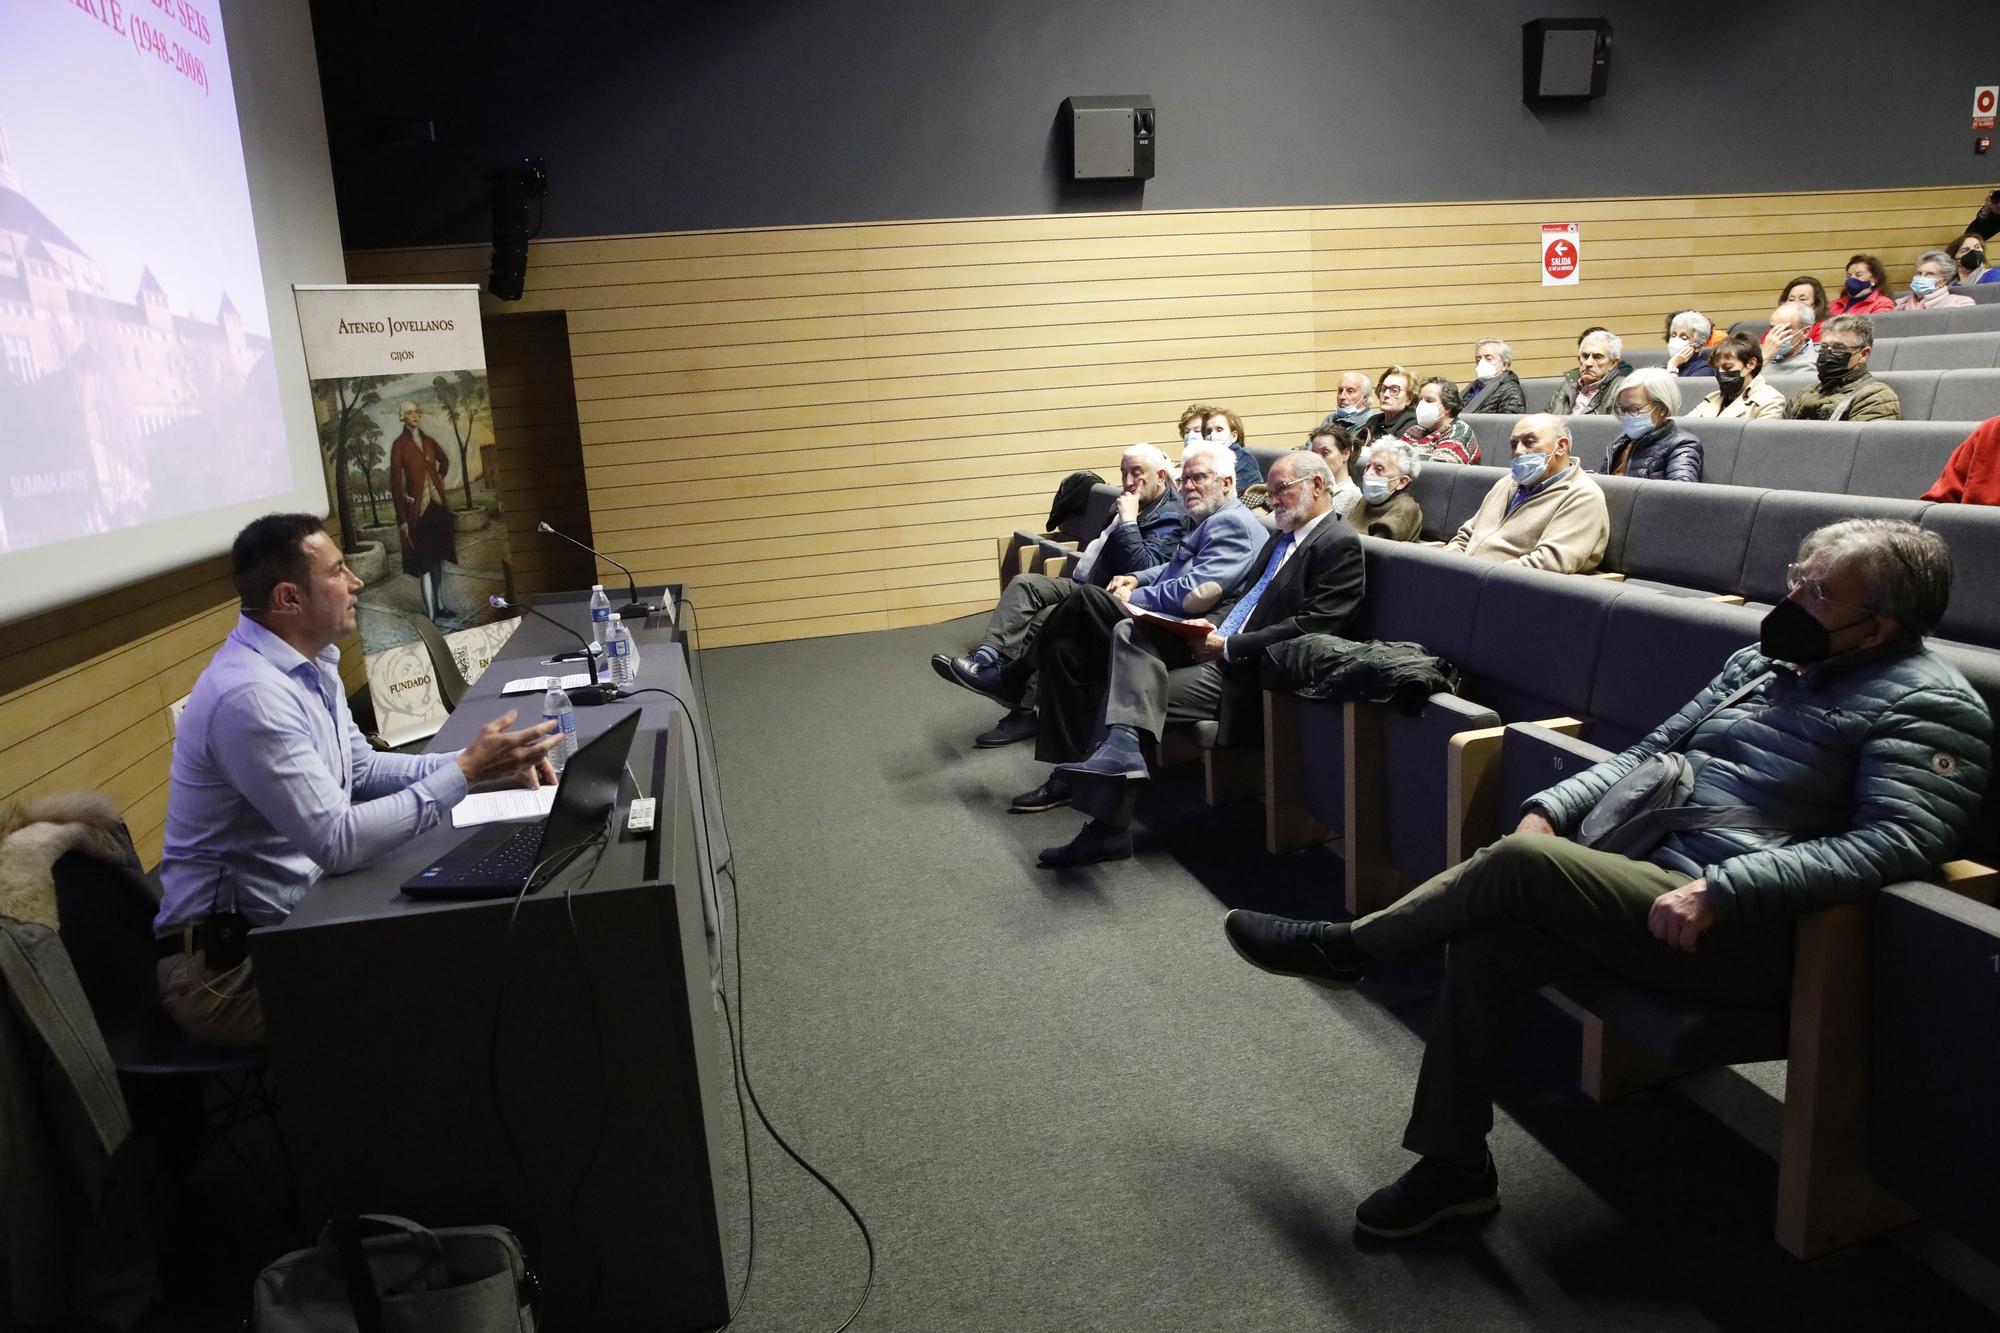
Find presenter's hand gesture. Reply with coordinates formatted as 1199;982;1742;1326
1648;879;1715;953
456;710;563;786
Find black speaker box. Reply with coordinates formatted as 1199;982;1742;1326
1522;19;1612;104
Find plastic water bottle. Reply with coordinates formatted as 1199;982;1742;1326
605;612;633;688
541;684;577;772
587;584;611;653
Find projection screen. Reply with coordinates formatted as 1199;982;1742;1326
0;0;338;622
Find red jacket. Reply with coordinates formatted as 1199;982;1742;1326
1922;417;2000;505
1828;290;1895;317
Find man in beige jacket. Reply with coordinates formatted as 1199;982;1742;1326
1445;414;1609;573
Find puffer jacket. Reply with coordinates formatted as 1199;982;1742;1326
1529;643;1991;926
1787;367;1901;422
1600;419;1703;483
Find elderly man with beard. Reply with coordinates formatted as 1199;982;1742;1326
1027;450;1366;867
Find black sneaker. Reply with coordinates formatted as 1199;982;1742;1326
1355;1154;1500;1239
1222;910;1367;989
1008;774;1072;813
975;708;1038;748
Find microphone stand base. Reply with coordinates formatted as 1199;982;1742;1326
617;602;658;622
569;684;622;706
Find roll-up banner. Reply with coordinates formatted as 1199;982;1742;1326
294;284;513;745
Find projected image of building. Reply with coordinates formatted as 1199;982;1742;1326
0;119;281;554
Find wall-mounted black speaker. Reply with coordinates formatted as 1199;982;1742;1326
1061;96;1155;181
486;157;548;302
1522;19;1612;105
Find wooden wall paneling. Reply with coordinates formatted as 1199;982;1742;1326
339;185;1984;652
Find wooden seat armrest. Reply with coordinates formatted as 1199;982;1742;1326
1592;571;1628;582
1707;593;1747;605
1933;859;1999;906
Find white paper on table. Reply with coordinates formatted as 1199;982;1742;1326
451;787;558;828
498;672;596;696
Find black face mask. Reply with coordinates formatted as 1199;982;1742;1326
1715;368;1746;391
1815;344;1855;384
1962;250;1986;272
1760;597;1872;665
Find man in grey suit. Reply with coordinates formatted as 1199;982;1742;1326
1031;450;1368;866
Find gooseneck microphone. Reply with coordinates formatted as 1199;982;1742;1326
490;595;619;705
536;521;656;620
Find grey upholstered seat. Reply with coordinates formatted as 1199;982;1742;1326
1932;369;2000;423
1880;333;2000;371
1737;491;1930;604
1614;481;1763;594
1846;420;1979;500
1920;504;2000;650
1580;590;1762;751
1727;421;1861;494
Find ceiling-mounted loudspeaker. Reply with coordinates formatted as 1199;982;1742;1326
1522;19;1612;104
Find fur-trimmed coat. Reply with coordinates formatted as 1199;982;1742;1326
0;792;158;1329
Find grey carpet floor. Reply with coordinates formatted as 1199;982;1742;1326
691;616;1999;1333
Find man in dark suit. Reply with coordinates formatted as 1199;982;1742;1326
1032;449;1366;866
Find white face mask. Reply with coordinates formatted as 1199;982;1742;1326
1473;359;1501;381
1414;400;1444;429
1184;430;1203;448
1667;336;1693;358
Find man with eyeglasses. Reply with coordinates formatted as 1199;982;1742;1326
1222;518;1990;1240
1785;314;1901;422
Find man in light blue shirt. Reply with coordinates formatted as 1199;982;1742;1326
156;514;560;1046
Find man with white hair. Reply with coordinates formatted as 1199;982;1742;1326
1031;449;1365;866
934;443;1186;746
1760;302;1819;372
999;440;1265;822
1663;310;1715;377
1462;339;1526;415
1224;518;1990;1239
1324;370;1385;444
1545;329;1630;416
1447;414;1609;572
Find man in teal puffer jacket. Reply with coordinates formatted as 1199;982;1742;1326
1223;518;1992;1241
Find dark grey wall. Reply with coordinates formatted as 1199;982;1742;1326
311;0;1994;250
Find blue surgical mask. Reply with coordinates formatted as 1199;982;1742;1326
1334;406;1366;421
1511;451;1549;488
1619;411;1653;439
1184;430;1203;448
1362;475;1392;503
1910;275;1938;297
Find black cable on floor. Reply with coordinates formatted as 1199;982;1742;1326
623;681;877;1333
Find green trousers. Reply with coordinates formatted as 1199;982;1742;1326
1351;833;1795;1169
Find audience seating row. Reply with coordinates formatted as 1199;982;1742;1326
1626;332;2000;372
1501;368;1999;423
1400;463;2000;647
1456;414;1972;500
1254;537;1999;1259
1865;303;2000;339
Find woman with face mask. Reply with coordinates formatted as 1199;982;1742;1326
1953;233;1999;285
1662;311;1715;377
1686;334;1787;420
1826;254;1894;317
1599;369;1703;483
1355;440;1424;541
1895;251;1976;310
1398;377;1480;465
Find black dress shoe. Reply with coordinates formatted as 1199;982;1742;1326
1037;820;1133;867
1355;1154;1500;1239
1008;774;1072;813
1222;910;1368;988
975;708;1038;748
942;655;1022;708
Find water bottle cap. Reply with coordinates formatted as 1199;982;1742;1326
591;584;604;592
607;612;621;624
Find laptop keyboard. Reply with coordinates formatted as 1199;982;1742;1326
458;823;542;883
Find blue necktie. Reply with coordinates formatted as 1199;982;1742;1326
1217;532;1293;637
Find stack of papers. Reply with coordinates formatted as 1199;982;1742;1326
499;671;597;696
451;787;558;828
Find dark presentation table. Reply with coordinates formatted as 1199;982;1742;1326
253;587;733;1331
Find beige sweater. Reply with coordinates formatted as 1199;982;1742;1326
1446;465;1609;573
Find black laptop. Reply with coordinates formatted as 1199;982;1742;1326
402;709;641;899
